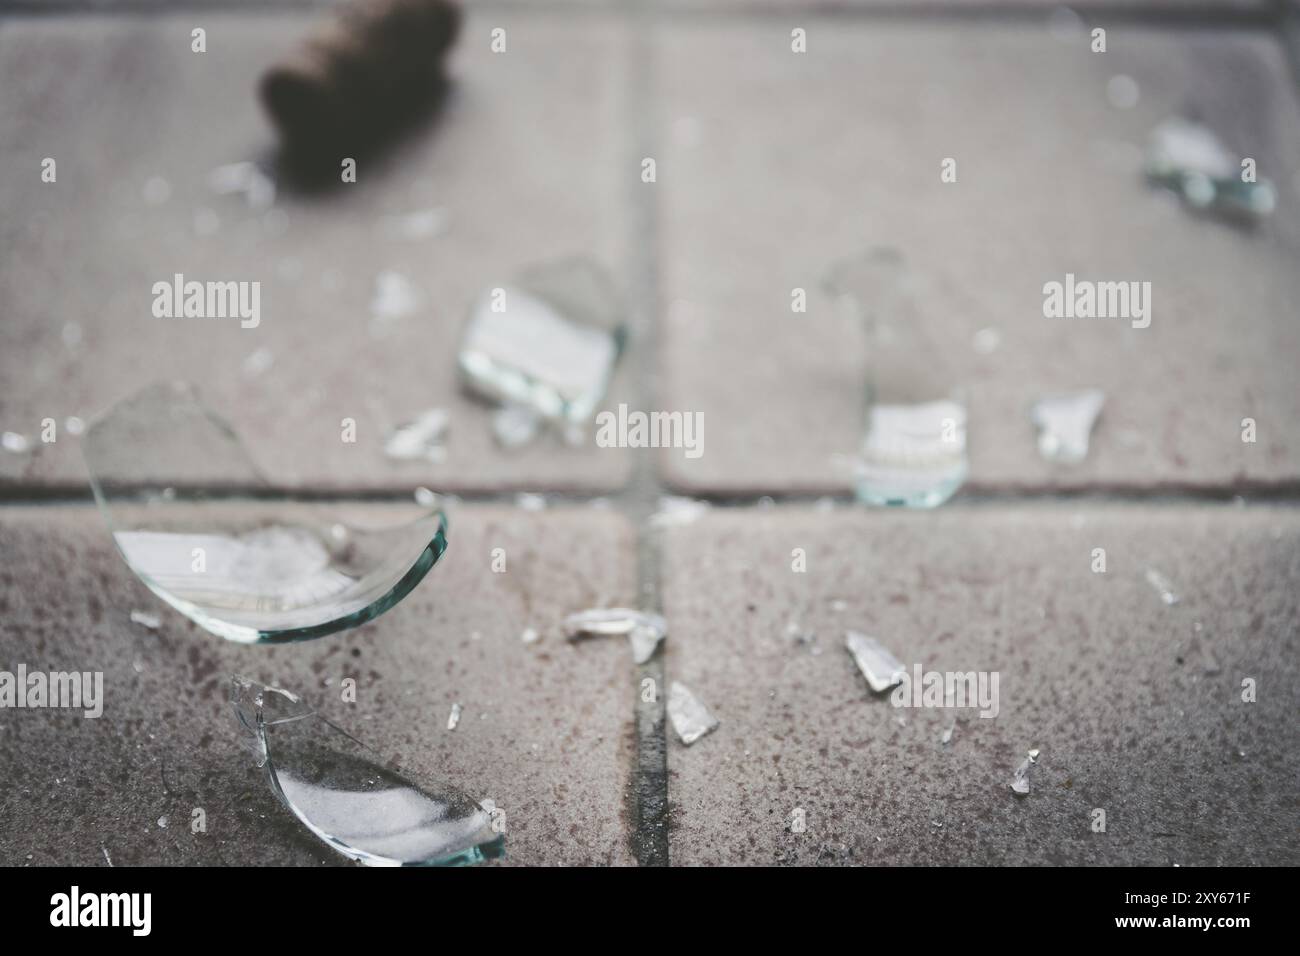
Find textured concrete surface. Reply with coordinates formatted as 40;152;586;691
660;504;1300;865
0;12;632;493
0;504;639;866
656;21;1300;495
3;2;1300;871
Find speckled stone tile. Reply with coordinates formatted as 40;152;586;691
0;503;638;865
0;11;632;494
660;504;1300;864
655;20;1300;495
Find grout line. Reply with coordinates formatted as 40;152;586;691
613;3;672;868
4;486;1300;506
1282;0;1300;86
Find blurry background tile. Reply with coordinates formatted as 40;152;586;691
655;20;1300;495
660;504;1300;865
0;504;639;865
0;12;632;493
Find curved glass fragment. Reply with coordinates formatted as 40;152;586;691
83;382;447;644
824;249;968;508
233;678;504;867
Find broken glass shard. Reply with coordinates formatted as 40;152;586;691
563;607;667;640
0;431;31;479
667;681;719;745
208;161;275;210
1011;750;1038;796
940;687;962;744
384;408;450;463
563;608;667;664
1145;117;1276;220
232;678;502;866
825;249;968;508
458;258;625;425
83;382;448;644
1145;568;1180;606
369;271;420;337
856;401;968;508
129;610;161;630
628;625;664;664
446;702;462;731
940;716;955;745
648;496;710;529
1031;389;1105;464
2;431;29;454
845;631;906;693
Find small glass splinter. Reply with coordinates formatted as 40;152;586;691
384;408;450;463
83;382;448;644
458;258;626;426
1144;568;1181;606
845;631;906;693
1031;389;1105;464
667;681;719;745
232;677;503;867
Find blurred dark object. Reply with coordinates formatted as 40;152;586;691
261;0;461;178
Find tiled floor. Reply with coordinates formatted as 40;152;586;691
660;504;1299;865
0;11;632;493
0;504;639;865
1;0;1297;866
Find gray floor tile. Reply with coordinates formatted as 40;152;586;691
0;12;633;493
0;503;639;865
660;504;1300;864
655;21;1300;495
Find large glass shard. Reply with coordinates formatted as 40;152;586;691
232;678;503;866
845;631;906;693
856;401;968;508
667;681;719;745
1031;389;1105;464
83;382;448;644
1145;117;1276;221
458;258;626;426
1011;748;1039;797
825;249;968;508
